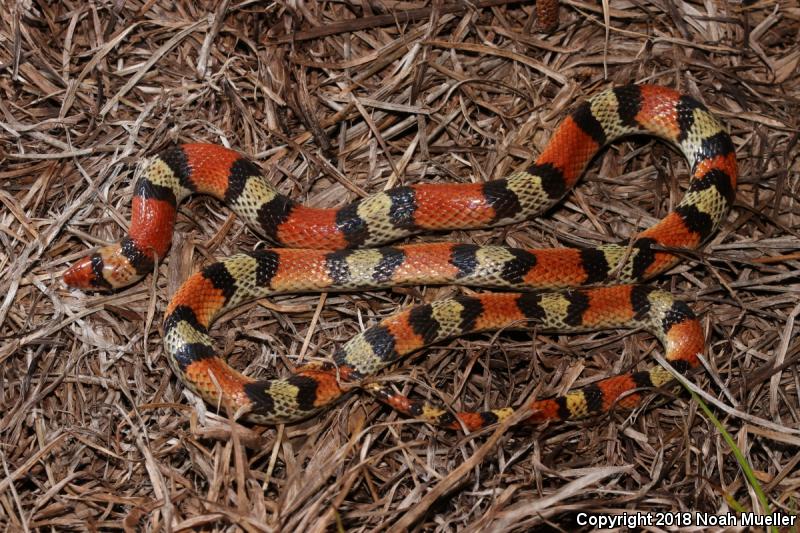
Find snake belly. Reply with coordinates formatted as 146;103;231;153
64;85;737;430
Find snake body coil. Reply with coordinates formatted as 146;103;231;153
65;85;736;430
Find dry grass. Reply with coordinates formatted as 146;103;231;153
1;1;799;531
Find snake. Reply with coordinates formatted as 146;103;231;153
64;85;737;431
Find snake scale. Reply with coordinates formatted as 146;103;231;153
64;85;737;431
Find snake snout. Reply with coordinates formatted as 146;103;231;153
64;255;102;289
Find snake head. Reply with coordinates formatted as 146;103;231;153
63;243;144;291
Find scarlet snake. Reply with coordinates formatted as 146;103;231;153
64;85;737;431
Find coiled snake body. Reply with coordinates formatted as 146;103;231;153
65;85;737;431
